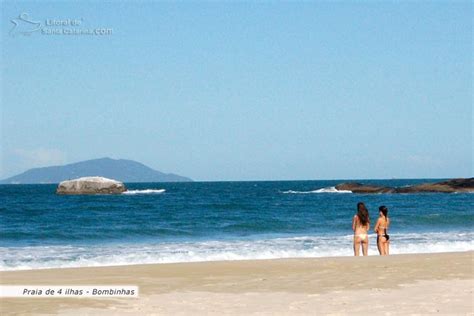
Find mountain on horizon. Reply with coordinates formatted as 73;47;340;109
0;158;192;184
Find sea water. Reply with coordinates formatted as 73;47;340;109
1;180;472;270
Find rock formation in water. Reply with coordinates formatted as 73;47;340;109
394;178;474;193
335;183;394;194
335;178;473;194
56;176;127;195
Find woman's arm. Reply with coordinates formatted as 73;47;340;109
374;218;380;233
352;215;357;232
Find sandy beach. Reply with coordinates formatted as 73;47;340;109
1;251;473;315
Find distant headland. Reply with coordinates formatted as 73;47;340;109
0;157;192;184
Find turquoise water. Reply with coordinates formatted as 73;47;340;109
1;180;472;270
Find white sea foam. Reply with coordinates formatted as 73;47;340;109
282;187;352;194
313;187;352;193
122;189;166;195
1;232;472;271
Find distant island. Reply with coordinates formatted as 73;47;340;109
0;158;192;184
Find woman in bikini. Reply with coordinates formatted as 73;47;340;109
352;202;370;256
374;205;390;255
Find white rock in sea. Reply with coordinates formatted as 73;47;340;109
56;176;126;195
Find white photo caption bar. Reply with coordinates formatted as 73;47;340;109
0;285;138;298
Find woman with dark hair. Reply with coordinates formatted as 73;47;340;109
374;205;390;255
352;202;370;256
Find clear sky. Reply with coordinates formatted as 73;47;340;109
1;1;472;181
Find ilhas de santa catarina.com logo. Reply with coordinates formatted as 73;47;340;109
9;12;113;37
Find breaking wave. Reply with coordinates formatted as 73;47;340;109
2;232;471;271
122;189;166;195
282;187;352;194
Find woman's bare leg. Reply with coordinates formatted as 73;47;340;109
377;236;383;255
378;237;388;255
353;237;360;256
362;238;369;256
385;240;390;255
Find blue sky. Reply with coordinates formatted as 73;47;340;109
1;1;472;181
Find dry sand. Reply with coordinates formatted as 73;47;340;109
1;252;473;315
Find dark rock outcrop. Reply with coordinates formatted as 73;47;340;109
335;178;473;194
335;183;394;194
394;178;474;193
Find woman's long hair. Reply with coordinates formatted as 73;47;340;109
379;205;388;219
379;206;389;229
357;202;370;226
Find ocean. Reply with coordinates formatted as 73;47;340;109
1;179;472;271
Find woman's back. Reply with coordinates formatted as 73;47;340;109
376;217;389;234
352;202;370;256
353;215;369;233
